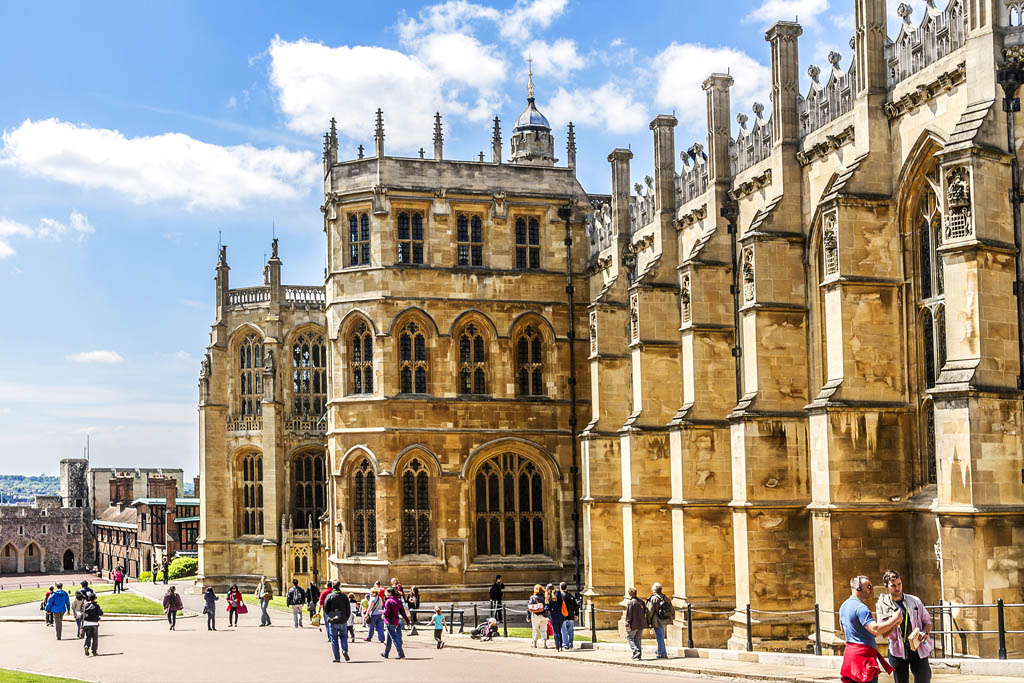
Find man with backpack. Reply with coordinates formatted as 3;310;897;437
82;593;103;656
323;581;351;662
287;578;306;628
645;582;673;659
559;582;579;650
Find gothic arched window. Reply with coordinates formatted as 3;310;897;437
293;451;326;529
239;333;263;417
352;459;376;554
474;452;544;556
350;322;374;394
457;214;483;267
240;452;264;536
458;323;486;394
515;325;544;396
515;217;540;269
397;212;424;265
349;213;370;266
399;321;428;394
292;331;326;416
401;458;431;555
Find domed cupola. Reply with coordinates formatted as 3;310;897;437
510;60;556;166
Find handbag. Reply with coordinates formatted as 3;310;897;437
311;611;321;627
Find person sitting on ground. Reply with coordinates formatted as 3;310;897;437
471;617;499;641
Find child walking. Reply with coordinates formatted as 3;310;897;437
432;605;446;649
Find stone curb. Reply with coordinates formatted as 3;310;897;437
0;611;198;623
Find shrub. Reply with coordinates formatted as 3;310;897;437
138;570;165;582
168;556;198;580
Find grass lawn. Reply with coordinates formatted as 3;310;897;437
96;593;164;616
0;585;113;609
497;626;594;642
241;594;291;612
0;669;87;683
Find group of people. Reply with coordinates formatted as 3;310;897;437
624;582;673;659
526;581;580;651
41;580;104;656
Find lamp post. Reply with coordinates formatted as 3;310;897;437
557;202;583;599
997;48;1024;392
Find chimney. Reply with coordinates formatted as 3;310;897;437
650;115;678;213
193;476;200;498
765;21;803;144
702;73;733;183
608;148;634;240
148;474;169;499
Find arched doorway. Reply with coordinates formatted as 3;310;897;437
0;543;16;574
23;542;41;573
63;549;75;571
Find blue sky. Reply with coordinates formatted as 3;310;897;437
0;0;931;476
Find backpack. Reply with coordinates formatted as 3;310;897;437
656;595;674;621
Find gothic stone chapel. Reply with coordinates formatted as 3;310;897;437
198;0;1023;656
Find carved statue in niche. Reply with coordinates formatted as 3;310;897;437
621;241;638;284
680;274;692;323
589;310;598;354
200;352;212;379
629;293;639;341
822;214;839;276
945;166;972;240
741;247;755;302
263;348;274;372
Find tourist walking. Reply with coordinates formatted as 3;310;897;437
489;574;504;621
161;558;169;585
549;583;566;651
625;587;647;660
307;580;318;624
226;584;246;627
432;605;447;649
381;587;411;659
163;585;183;630
528;583;550;648
255;575;273;626
42;586;53;626
324;581;352;662
876;570;932;683
347;593;358;640
645;582;673;659
152;565;158;584
72;589;85;639
74;581;96;639
82;593;103;656
45;582;71;640
287;579;306;628
364;587;385;643
203;587;218;631
318;581;333;640
559;582;579;650
840;575;901;683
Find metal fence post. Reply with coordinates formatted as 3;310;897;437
590;602;597;644
814;603;822;656
686;603;694;649
997;598;1007;660
503;604;508;638
449;603;455;634
937;603;945;658
746;604;753;652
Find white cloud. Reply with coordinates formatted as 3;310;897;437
66;350;125;364
0;118;316;210
0;217;33;259
0;381;125;405
652;43;771;138
524;38;585;78
399;0;566;44
744;0;830;27
545;83;648;134
501;0;568;41
270;38;453;151
418;31;507;92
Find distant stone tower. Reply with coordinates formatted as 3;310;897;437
510;59;556;166
59;458;89;509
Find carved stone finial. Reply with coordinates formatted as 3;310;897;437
433;112;443;143
200;352;212;379
330;117;337;140
418;147;425;159
492;116;501;141
808;64;821;81
218;245;227;266
271;237;279;259
849;36;855;50
737;112;749;128
527;56;535;100
358;144;364;159
752;102;764;118
374;108;384;140
567;121;576;150
828;51;841;67
897;2;912;21
478;151;485;162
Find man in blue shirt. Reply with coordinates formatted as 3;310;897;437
45;582;72;641
840;575;901;683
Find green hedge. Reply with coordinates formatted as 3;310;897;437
138;557;197;583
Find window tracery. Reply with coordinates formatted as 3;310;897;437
292;332;326;416
515;217;540;269
458;323;487;394
352;459;376;554
240;452;264;536
293;452;326;529
239;333;263;417
349;213;370;266
397;211;424;264
515;325;544;396
473;452;545;556
457;214;483;267
350;322;374;394
944;166;972;240
401;458;431;555
399;321;428;394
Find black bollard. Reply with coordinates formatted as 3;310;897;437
997;598;1007;660
590;602;597;644
814;604;821;656
503;603;508;638
449;603;455;634
746;604;753;652
686;603;694;649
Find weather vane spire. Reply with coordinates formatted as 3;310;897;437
527;56;534;100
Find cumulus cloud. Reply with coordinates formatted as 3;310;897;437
65;350;125;364
0;118;316;210
0;210;95;258
399;0;566;44
545;83;648;134
500;0;568;41
418;31;507;93
269;38;454;151
744;0;830;27
0;217;33;259
524;38;585;78
652;43;770;138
